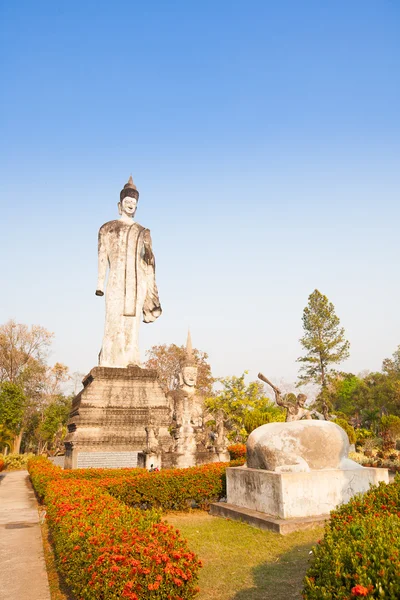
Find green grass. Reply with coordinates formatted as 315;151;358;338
166;512;323;600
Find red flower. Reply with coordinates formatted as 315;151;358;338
351;584;370;596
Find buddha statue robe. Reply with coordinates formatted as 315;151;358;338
97;219;161;367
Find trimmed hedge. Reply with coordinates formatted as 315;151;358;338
29;457;202;600
303;476;400;599
29;458;229;511
98;463;227;510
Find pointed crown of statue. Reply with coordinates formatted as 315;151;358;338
120;175;139;201
181;330;197;368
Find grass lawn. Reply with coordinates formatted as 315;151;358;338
166;512;324;600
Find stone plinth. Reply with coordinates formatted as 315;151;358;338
210;502;328;535
226;466;389;519
64;366;172;469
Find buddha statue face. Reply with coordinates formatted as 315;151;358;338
181;365;198;388
119;196;138;218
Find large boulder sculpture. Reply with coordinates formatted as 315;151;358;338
246;420;360;473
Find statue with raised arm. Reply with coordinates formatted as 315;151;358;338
96;176;162;367
258;373;313;422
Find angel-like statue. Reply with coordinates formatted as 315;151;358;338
258;372;316;422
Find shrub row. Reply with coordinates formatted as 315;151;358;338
98;463;227;510
28;457;202;600
29;458;230;511
303;476;400;599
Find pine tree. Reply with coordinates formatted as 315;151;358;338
297;289;350;388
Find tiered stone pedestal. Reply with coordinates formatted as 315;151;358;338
210;465;389;534
64;366;172;469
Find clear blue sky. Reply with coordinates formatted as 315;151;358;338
1;1;399;385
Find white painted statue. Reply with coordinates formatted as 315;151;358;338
96;176;162;367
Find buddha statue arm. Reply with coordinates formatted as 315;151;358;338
96;227;108;296
142;228;155;266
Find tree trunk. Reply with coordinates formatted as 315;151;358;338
12;430;23;454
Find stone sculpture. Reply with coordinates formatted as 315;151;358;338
96;176;162;368
246;420;359;473
219;418;389;522
258;372;313;421
167;332;229;467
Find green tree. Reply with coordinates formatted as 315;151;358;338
36;395;72;455
205;372;285;443
382;345;400;378
380;415;400;443
0;382;26;451
297;289;350;389
361;407;381;434
145;343;213;395
0;424;14;454
325;372;369;417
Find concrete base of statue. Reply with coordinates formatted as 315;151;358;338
225;465;389;519
64;366;172;469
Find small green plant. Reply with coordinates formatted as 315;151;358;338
333;418;356;445
4;453;35;470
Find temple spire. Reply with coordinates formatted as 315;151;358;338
186;329;193;361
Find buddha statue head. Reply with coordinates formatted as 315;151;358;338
180;331;198;390
118;175;139;219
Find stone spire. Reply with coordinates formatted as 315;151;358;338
186;329;193;360
181;329;196;367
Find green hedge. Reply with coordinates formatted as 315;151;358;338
28;457;202;600
303;476;400;599
99;463;227;510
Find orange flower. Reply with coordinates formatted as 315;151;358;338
351;585;370;596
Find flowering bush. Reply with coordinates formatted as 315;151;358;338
227;443;246;460
0;456;5;472
2;452;35;470
99;463;228;511
303;476;400;599
29;456;231;511
28;457;202;600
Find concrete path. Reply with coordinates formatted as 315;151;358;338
0;470;51;600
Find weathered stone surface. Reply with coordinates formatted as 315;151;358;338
76;451;143;469
166;332;229;468
226;466;389;519
64;366;172;469
210;502;328;535
96;177;161;368
246;420;357;473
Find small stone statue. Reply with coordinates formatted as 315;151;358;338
169;333;197;440
258;373;313;422
96;176;162;368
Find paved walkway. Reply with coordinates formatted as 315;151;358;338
0;470;51;600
